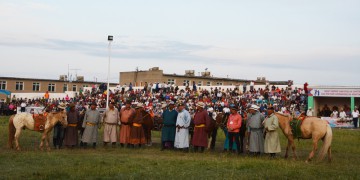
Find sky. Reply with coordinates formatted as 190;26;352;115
0;0;359;85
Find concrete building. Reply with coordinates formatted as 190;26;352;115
0;76;117;101
120;67;288;87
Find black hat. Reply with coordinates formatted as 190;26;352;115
125;100;132;104
91;102;97;106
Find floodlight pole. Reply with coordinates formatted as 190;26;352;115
106;35;113;109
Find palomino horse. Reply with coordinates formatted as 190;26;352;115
8;111;68;151
141;110;154;146
275;113;332;162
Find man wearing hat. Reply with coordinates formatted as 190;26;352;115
119;100;135;147
246;104;265;156
174;102;191;152
82;102;101;148
226;104;242;154
306;107;314;116
192;102;211;152
102;102;120;147
63;103;79;148
129;103;146;148
263;106;281;158
161;101;178;150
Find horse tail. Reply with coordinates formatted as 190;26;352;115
8;115;16;149
318;124;332;161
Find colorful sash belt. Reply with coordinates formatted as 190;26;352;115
67;124;77;127
132;123;142;127
86;122;97;126
195;124;206;128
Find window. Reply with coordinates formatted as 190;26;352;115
83;85;88;88
63;84;68;92
0;81;6;90
48;83;55;92
72;85;77;91
32;82;40;91
168;79;175;85
198;81;202;86
216;82;223;86
206;82;211;86
183;80;189;86
15;82;24;91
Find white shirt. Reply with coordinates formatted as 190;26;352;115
306;109;314;116
331;111;338;118
223;107;230;114
339;111;347;119
352;110;359;118
20;102;27;108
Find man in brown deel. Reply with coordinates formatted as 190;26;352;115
119;100;135;147
192;102;211;153
63;103;79;148
129;103;146;148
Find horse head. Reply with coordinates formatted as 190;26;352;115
47;111;68;128
58;111;68;127
216;112;228;129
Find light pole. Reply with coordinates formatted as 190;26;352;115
106;35;113;109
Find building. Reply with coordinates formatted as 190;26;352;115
0;76;117;101
308;86;360;116
120;67;288;87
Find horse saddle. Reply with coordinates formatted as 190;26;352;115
33;114;47;132
290;115;307;139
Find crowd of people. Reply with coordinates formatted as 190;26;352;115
3;81;360;156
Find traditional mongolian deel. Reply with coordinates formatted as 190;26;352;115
119;107;135;144
247;111;265;153
103;108;119;143
129;110;146;145
161;108;178;142
264;114;281;154
63;110;79;146
192;109;211;147
174;109;191;148
82;109;101;143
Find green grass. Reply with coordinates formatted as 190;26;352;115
0;116;359;180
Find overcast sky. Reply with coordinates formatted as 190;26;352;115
0;0;359;85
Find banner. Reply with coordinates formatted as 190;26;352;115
310;89;360;97
321;117;354;128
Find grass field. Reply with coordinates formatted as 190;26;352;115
0;116;359;180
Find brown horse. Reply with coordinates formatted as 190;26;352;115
141;110;154;146
275;113;332;162
8;111;68;151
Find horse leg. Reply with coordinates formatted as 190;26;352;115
14;129;22;151
39;133;46;151
327;146;332;163
291;139;297;160
285;139;290;159
46;134;51;151
306;138;319;163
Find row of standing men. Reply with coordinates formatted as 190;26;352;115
59;101;281;157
